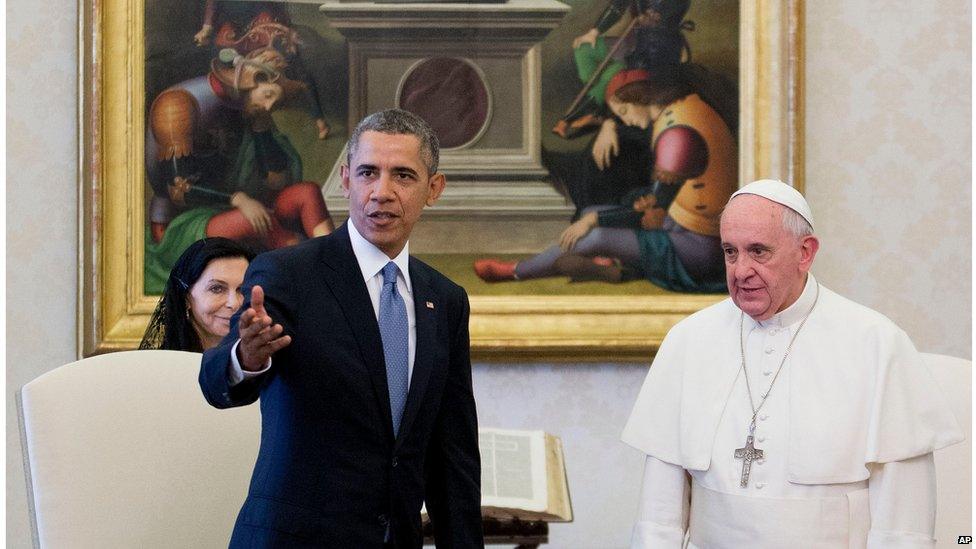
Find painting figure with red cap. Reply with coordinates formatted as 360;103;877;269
476;67;736;293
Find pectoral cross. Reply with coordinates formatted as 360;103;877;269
734;435;763;487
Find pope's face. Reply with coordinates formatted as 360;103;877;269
720;195;817;321
341;131;446;258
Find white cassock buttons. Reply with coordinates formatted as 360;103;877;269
757;435;767;443
763;370;772;376
757;458;765;465
756;482;766;489
764;347;775;354
759;413;769;421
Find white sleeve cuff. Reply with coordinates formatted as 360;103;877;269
867;530;936;549
631;520;686;549
228;339;271;386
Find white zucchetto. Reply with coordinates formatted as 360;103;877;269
729;179;815;229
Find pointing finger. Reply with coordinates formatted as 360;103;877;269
251;285;266;316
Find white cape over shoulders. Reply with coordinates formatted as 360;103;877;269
621;283;964;484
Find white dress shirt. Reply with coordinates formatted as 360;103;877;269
228;219;417;386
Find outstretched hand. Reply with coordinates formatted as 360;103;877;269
237;285;292;371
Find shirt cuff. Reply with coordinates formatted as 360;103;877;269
228;339;271;386
631;520;685;549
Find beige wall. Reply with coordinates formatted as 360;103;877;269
805;1;971;359
6;0;970;547
7;1;80;546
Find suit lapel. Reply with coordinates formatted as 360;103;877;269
396;259;438;449
318;224;395;440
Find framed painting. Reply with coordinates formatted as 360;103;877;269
80;0;803;360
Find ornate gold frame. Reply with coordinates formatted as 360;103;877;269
79;0;804;360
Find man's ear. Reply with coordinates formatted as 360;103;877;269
798;235;819;272
340;164;351;199
425;172;446;207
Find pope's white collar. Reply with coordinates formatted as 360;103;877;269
347;218;412;294
753;273;818;329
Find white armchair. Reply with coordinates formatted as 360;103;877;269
17;350;260;548
924;353;972;546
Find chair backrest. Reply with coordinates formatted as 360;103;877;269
923;352;972;545
18;350;260;549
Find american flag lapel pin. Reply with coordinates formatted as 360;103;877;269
426;301;435;309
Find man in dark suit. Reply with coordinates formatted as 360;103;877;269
200;109;484;548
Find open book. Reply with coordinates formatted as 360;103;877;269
422;428;573;523
478;428;573;522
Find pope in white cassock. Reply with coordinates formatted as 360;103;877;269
621;179;964;548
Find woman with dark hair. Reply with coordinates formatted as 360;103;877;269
140;237;256;351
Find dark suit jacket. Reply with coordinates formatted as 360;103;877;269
200;224;483;548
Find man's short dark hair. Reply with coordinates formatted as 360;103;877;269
347;109;440;175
